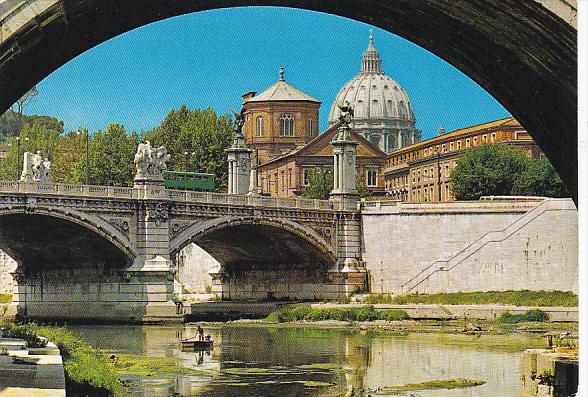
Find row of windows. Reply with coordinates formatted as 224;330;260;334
387;131;499;167
255;115;316;138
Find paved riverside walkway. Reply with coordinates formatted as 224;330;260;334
0;337;65;397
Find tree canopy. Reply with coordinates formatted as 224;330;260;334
450;144;568;199
302;168;333;200
145;106;233;187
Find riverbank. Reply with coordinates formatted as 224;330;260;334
0;322;122;396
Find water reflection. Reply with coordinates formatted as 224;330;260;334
70;324;534;397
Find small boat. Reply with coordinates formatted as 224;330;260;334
180;336;214;349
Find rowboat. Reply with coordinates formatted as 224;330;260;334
180;337;214;349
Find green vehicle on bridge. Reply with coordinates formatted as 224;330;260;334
163;171;216;192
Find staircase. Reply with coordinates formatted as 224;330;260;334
400;199;573;294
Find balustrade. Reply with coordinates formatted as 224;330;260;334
0;181;340;210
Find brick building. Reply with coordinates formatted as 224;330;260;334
384;117;542;202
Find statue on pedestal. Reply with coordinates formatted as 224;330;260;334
335;101;354;141
20;151;51;182
230;108;246;148
134;141;170;183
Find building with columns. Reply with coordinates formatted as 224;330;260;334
328;34;421;153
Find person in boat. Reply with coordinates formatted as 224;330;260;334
197;324;204;341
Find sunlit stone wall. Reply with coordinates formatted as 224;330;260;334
0;250;16;294
362;198;578;295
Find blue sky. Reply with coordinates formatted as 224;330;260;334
26;7;509;140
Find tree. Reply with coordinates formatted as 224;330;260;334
11;86;38;131
449;144;529;200
513;156;569;197
145;106;233;188
302;168;333;199
0;123;61;180
73;124;138;186
51;131;85;183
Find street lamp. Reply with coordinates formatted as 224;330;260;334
184;151;195;172
77;128;89;185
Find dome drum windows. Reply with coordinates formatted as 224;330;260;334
280;114;294;136
307;119;315;137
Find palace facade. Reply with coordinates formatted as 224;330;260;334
384;117;542;202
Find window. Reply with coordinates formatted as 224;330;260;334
466;138;471;148
441;144;446;153
450;142;454;151
280;114;294;136
491;132;496;142
473;136;478;145
366;169;378;187
457;141;462;150
256;116;264;136
482;134;487;143
307;119;315;137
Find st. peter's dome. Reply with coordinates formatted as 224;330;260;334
328;34;420;152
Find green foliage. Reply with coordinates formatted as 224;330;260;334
537;371;555;386
145;106;233;188
497;309;550;323
0;110;63;143
2;324;48;348
513;156;569;197
74;124;139;186
365;291;577;307
450;144;529;200
302;168;333;199
0;294;11;303
265;305;410;323
2;323;122;396
449;143;569;199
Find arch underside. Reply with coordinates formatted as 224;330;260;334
0;213;130;272
174;218;339;300
0;0;577;200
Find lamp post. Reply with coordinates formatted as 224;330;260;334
15;137;20;180
184;151;195;172
77;128;89;185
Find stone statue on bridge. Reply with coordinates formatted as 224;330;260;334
20;151;51;182
134;141;170;184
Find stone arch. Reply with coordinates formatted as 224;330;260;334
0;0;577;199
170;215;337;266
0;205;136;267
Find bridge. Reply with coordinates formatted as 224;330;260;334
0;180;364;321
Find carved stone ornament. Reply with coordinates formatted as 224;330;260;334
134;141;170;180
107;217;130;235
146;202;169;225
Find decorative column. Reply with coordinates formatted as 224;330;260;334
330;107;359;210
128;141;179;321
330;102;365;289
227;107;252;195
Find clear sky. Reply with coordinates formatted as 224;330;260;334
26;6;509;140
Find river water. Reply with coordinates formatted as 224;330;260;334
69;324;538;397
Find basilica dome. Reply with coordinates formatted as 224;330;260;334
328;34;420;152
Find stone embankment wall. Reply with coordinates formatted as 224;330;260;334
362;199;577;295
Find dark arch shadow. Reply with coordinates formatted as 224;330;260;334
0;1;576;199
170;217;338;300
0;214;131;272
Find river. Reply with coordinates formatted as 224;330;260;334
69;323;540;397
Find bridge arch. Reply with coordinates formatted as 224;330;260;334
0;0;577;199
170;216;338;300
170;215;337;267
0;205;136;270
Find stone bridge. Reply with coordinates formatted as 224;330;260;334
0;181;364;322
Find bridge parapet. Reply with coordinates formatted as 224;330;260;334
0;180;342;211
